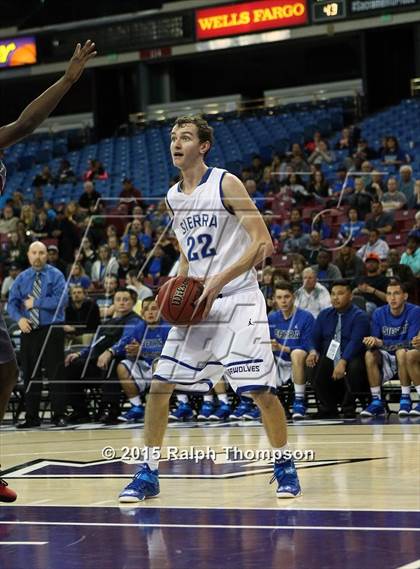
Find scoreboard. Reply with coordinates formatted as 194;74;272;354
311;0;347;22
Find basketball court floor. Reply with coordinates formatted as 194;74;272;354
0;416;419;569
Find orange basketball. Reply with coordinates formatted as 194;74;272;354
157;276;205;326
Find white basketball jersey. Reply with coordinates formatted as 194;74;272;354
166;167;258;296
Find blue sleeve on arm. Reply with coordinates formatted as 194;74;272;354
371;309;381;338
301;313;315;353
34;271;68;312
342;312;370;361
311;312;323;353
112;319;145;357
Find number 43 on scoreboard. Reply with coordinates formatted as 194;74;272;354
311;0;347;22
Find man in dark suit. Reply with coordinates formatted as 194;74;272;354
64;288;140;424
306;280;370;418
8;241;68;427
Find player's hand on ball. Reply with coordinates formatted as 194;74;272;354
195;273;225;320
64;40;97;84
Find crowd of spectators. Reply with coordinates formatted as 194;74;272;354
1;125;419;425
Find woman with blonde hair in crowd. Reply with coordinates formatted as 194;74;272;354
20;204;35;232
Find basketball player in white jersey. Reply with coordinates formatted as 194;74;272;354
0;40;96;502
119;116;302;502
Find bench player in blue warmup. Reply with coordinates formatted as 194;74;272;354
268;282;315;419
112;297;171;422
361;279;420;417
119;116;302;502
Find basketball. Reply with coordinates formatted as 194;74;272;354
157;276;205;326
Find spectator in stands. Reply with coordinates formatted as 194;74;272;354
281;173;310;204
311;249;342;284
338;207;365;241
335;241;365;280
335;127;352;151
353;253;388;314
145;245;171;283
381;177;407;211
1;264;20;302
250;154;264;183
409;211;420;239
283;223;310;254
258;166;278;196
52;203;81;265
310;211;332;239
364;201;394;235
360;279;420;418
33;165;54;188
288;143;309;172
348;177;374;219
123;218;152;251
329;165;354;199
78;180;101;213
83;158;108;182
123;232;146;268
0;205;19;235
294;267;331;317
398;165;416;209
117;251;134;281
10;192;24;217
119;178;142;211
91;244;118;284
303;230;323;265
360;160;373;187
126;270;153;302
380;136;410;169
357;228;389;261
79;236;96;276
245;178;265;211
307;170;330;199
307;281;370;418
380;249;416;301
63;288;140;424
365;170;384;201
32;209;54;240
260;267;274;311
68;261;91;290
280;208;310;240
400;235;420;276
289;254;306;283
305;131;322;154
351;138;377;166
308;140;335;166
107;234;120;259
64;285;100;345
3;232;27;268
269;282;315;419
96;274;119;321
57;159;77;185
20;205;35;233
113;296;171;423
32;187;45;211
148;200;171;232
47;244;67;276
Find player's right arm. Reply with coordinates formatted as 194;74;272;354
0;41;96;149
178;249;189;277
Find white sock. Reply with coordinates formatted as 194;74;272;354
129;396;141;407
203;394;213;402
218;394;229;404
143;455;159;472
401;386;411;396
415;385;420;395
177;394;188;404
294;384;305;398
371;386;381;398
273;444;290;463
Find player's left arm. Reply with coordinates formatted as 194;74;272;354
197;173;274;318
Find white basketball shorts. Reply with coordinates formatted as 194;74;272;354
153;288;277;395
379;350;398;383
120;359;153;393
